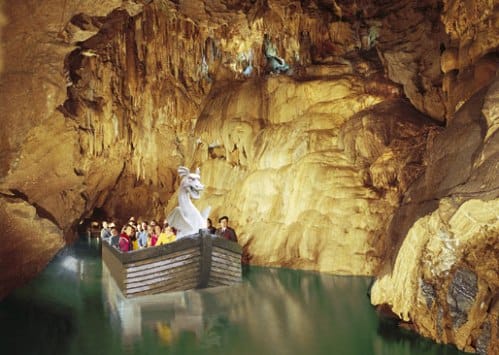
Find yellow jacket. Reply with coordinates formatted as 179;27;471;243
156;231;175;245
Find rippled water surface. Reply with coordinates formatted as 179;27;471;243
0;237;468;355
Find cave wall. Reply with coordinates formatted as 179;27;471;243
0;0;4;74
0;0;497;353
371;80;499;354
366;1;499;348
186;78;434;274
0;0;122;303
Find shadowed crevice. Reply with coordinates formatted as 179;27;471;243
3;189;62;229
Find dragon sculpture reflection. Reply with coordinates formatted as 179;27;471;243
167;166;211;239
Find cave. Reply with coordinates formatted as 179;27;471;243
0;1;497;353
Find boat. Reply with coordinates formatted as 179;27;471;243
87;227;101;239
80;221;101;238
101;230;242;298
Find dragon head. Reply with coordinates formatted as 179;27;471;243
178;166;204;200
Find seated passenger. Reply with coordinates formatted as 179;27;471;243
151;225;162;246
138;221;148;248
129;223;139;250
147;225;158;247
100;221;111;241
119;224;135;252
109;225;120;248
156;225;176;246
207;218;216;234
216;216;238;242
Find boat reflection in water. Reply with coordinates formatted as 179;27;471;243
101;263;247;350
101;261;467;355
101;263;378;355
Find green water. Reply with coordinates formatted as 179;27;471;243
0;237;468;355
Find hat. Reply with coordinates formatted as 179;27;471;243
126;223;136;230
109;222;116;228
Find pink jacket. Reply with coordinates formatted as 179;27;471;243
119;233;130;252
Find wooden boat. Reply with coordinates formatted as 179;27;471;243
87;228;101;239
82;221;101;238
101;230;242;298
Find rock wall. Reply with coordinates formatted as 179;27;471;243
187;78;434;275
369;3;499;344
0;0;4;74
0;0;497;352
0;0;122;301
371;198;498;354
370;77;499;354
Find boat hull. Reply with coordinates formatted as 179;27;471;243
102;231;242;297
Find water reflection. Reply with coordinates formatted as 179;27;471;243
102;265;243;351
102;265;468;355
0;237;468;355
0;295;75;355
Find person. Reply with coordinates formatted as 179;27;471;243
147;225;158;247
109;225;120;248
129;223;139;250
119;224;135;252
156;225;176;246
207;218;216;234
100;221;111;241
151;225;162;246
216;216;237;242
138;221;149;248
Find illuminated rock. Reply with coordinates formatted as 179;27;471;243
371;80;499;354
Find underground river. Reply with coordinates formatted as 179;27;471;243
0;236;468;355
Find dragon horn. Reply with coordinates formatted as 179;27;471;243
178;166;190;177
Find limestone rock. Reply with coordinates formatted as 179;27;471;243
180;76;434;275
371;80;499;354
0;1;5;74
0;196;64;299
371;198;499;354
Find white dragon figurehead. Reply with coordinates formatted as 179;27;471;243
178;166;204;200
167;166;211;239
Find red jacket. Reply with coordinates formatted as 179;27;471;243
216;227;237;242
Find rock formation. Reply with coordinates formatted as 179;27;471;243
0;0;497;353
371;81;499;354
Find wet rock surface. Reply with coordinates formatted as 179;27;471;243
447;268;478;329
420;279;436;309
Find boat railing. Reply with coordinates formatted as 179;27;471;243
102;230;241;264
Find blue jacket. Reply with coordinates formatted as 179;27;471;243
138;231;148;248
